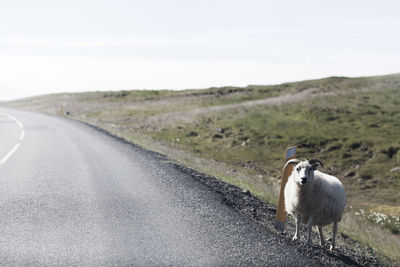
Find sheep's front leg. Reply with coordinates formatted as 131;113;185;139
292;215;301;241
317;226;325;247
307;217;313;246
330;222;338;250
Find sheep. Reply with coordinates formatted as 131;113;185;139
283;159;346;250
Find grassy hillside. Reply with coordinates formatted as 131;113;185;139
3;74;400;263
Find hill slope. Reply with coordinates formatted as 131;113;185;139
3;73;400;263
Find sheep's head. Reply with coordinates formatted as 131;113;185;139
284;159;324;186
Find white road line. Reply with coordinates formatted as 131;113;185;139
0;143;20;164
16;120;23;129
0;112;24;164
7;115;16;121
20;130;25;141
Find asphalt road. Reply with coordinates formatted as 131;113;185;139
0;108;320;266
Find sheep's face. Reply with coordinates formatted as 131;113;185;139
293;161;316;186
285;158;324;186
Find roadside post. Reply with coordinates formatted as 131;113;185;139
274;146;297;231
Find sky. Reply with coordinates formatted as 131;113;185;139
0;0;399;100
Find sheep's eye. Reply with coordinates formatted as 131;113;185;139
296;167;301;172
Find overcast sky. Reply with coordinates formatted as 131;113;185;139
0;0;399;100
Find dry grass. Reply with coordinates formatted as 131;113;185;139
341;211;400;262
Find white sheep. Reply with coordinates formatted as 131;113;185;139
284;159;346;249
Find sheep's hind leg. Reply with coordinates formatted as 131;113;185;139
317;226;325;247
307;217;313;246
292;215;301;241
330;222;338;250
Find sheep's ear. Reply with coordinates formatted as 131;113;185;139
284;159;300;169
309;159;324;170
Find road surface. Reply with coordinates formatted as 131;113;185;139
0;108;319;266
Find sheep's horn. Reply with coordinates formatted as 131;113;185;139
308;159;324;169
284;159;300;169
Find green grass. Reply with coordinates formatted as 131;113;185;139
2;73;400;263
148;88;400;206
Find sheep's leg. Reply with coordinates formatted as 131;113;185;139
292;215;301;241
317;226;325;247
330;222;338;250
307;217;313;246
